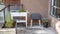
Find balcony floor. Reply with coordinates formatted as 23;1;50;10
17;26;57;34
0;23;58;34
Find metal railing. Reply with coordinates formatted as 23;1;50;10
0;5;9;21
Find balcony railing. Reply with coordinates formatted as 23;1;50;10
0;5;9;23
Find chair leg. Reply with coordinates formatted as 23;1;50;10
26;16;27;28
26;22;27;28
39;20;41;26
31;19;33;27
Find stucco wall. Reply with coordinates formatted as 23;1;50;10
21;0;49;17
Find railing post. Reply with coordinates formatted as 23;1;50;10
3;9;5;21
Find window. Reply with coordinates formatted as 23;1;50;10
0;0;3;4
50;0;60;18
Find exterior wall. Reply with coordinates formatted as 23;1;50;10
21;0;49;17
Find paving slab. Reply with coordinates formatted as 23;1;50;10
17;26;57;34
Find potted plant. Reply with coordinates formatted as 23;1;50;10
2;11;15;28
18;9;26;12
5;12;13;28
42;18;50;28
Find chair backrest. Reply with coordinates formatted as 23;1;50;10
31;13;41;20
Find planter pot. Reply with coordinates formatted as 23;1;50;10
43;22;48;28
0;28;16;34
2;21;16;28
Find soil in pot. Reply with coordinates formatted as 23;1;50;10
43;22;48;28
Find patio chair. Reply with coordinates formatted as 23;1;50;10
30;13;41;27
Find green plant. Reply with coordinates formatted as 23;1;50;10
5;20;13;28
18;10;26;12
42;18;50;23
5;11;13;28
42;17;50;28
